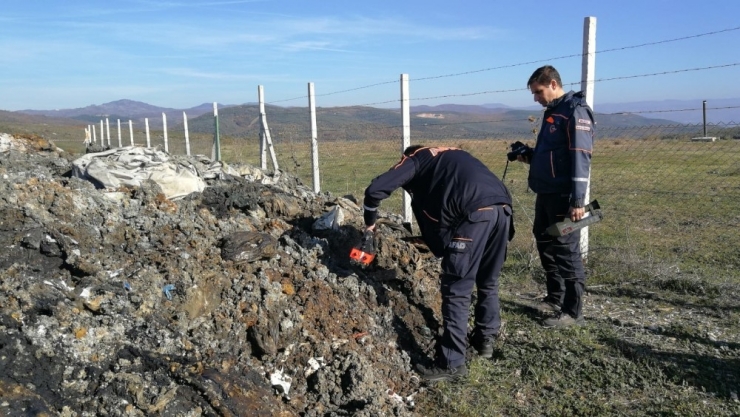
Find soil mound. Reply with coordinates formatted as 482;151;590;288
0;134;445;416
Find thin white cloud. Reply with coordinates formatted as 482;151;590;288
280;41;355;53
129;0;267;8
157;67;281;81
25;12;498;49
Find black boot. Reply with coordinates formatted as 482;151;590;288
473;335;497;359
415;363;468;382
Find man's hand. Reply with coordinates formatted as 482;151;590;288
365;224;376;232
516;155;531;164
569;206;585;222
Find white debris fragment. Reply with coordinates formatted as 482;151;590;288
387;389;404;403
331;338;349;350
270;367;292;398
387;389;417;408
79;287;92;299
304;356;325;377
108;269;123;278
44;280;75;293
312;206;344;231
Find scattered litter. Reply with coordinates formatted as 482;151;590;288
387;389;417;408
387;390;403;403
44;280;75;293
162;284;175;300
304;357;325;377
123;282;132;291
280;343;295;363
269;367;292;398
79;287;92;299
331;338;349;350
312;206;344;231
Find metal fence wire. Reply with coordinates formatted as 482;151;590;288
62;115;740;282
253;119;740;282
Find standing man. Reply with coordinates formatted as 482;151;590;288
520;65;594;328
363;145;513;382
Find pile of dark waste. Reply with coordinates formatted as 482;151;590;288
0;133;448;416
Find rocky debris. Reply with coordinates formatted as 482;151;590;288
0;134;447;416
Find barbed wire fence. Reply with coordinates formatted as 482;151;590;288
69;21;740;283
254;22;740;283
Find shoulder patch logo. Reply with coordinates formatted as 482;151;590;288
577;119;591;125
546;116;555;124
550;125;557;134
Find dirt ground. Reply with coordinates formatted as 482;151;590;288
0;133;453;416
3;133;738;416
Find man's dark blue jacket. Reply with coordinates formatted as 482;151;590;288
529;91;594;207
363;147;511;256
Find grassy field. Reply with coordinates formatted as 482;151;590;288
261;136;740;416
254;136;740;276
18;126;740;416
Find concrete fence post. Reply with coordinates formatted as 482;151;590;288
257;85;279;172
145;118;151;148
162;113;169;153
308;82;320;193
183;112;191;156
117;119;122;148
212;103;221;161
580;16;597;259
400;74;412;224
105;118;111;147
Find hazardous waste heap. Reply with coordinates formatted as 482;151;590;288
0;133;451;416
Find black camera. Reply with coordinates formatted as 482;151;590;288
507;141;533;162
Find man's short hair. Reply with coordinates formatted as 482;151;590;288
527;65;562;88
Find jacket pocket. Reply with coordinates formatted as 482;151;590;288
551;148;569;179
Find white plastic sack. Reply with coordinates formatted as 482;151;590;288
71;146;206;200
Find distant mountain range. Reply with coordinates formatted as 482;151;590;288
14;97;740;125
17;99;226;129
405;98;740;124
3;98;738;146
588;98;740;124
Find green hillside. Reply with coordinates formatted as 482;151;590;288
3;104;737;154
179;104;688;142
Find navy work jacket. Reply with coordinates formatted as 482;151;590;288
528;91;594;208
363;147;511;256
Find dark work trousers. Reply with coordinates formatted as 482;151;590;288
438;205;511;368
532;193;586;318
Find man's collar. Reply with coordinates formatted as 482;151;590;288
546;91;572;109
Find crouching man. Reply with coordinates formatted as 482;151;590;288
363;145;513;382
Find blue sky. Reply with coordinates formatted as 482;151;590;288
2;0;739;111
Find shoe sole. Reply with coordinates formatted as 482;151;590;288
475;348;494;358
